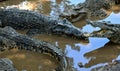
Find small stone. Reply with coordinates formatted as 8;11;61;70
78;62;84;68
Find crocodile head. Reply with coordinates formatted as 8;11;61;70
86;19;113;29
51;19;85;38
86;19;120;43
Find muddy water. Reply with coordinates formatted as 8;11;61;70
0;0;120;71
0;48;58;71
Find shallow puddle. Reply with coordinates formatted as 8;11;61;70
0;48;58;71
103;12;120;24
0;0;120;71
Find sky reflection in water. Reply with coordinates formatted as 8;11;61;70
69;0;85;4
65;38;109;71
82;12;120;33
103;12;120;24
0;0;120;71
82;25;100;33
65;0;120;71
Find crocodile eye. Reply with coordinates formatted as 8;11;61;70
63;18;67;23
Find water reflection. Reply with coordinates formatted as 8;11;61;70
98;4;120;24
82;24;100;33
34;34;88;49
65;37;109;71
84;42;120;69
103;12;120;24
69;0;85;4
0;0;120;71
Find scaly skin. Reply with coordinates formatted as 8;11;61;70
0;8;85;39
0;58;17;71
59;0;112;22
86;19;120;44
0;26;67;71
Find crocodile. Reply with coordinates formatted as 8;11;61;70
86;20;120;44
0;8;86;39
0;26;67;71
0;58;17;71
58;0;112;22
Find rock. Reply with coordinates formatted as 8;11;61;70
78;62;84;68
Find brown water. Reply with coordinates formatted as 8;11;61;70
0;48;58;71
0;0;120;71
